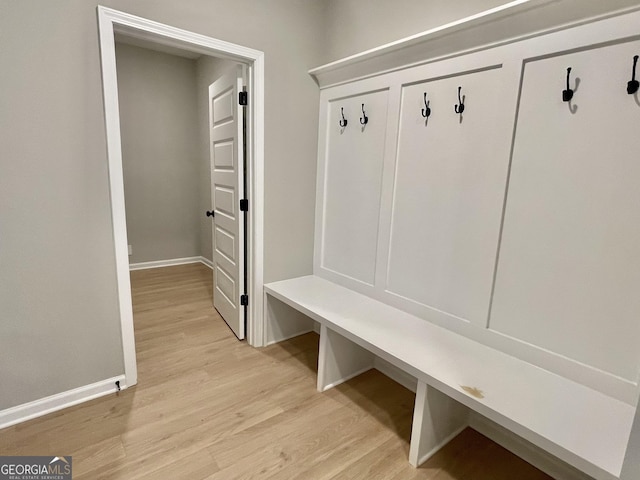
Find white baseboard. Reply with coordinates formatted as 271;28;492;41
0;375;126;430
200;256;213;269
469;413;592;480
129;256;212;271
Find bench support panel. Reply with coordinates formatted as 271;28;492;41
265;294;316;345
409;380;469;467
317;325;374;392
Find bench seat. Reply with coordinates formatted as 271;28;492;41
264;275;636;480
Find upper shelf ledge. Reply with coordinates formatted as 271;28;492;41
309;0;640;89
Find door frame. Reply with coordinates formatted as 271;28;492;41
97;6;265;388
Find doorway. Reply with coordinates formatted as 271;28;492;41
97;6;265;389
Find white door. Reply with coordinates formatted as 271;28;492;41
208;66;246;339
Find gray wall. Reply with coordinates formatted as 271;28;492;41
321;0;506;62
116;43;201;264
0;1;125;410
321;0;640;62
196;56;238;263
0;0;325;410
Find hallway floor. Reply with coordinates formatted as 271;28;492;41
0;263;552;479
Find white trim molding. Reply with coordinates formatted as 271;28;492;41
309;1;640;88
199;256;214;270
0;376;125;430
97;6;266;390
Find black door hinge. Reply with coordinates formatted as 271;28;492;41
239;91;248;106
240;199;248;212
240;294;249;306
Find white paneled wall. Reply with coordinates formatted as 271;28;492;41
490;39;640;382
387;67;510;326
313;10;640;405
321;91;390;285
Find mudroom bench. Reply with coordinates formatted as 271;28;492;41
264;275;636;480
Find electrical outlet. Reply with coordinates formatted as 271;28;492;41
128;245;133;256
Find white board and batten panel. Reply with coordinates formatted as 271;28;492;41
386;66;513;327
313;9;640;406
319;90;390;286
490;38;640;384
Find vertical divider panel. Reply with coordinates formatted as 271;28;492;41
264;293;316;345
317;324;375;392
409;381;469;467
312;89;329;276
373;84;403;294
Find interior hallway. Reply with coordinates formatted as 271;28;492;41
0;263;552;479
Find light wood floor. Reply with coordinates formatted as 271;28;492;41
0;263;553;479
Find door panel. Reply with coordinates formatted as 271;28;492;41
215;265;236;305
214;186;235;217
213;88;234;124
209;65;245;339
214;226;236;263
213;141;234;169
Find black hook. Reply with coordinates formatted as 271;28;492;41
454;86;465;114
339;107;348;128
562;67;574;102
627;55;639;95
360;103;368;125
421;92;431;118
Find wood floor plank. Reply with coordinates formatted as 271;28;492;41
0;263;553;479
72;436;126;477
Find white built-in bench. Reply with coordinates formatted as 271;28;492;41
264;275;637;480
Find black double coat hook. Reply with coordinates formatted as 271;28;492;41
422;92;431;118
628;55;639;95
454;86;465;114
360;104;369;125
562;67;574;102
339;107;347;128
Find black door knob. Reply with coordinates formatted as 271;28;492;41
206;210;215;217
